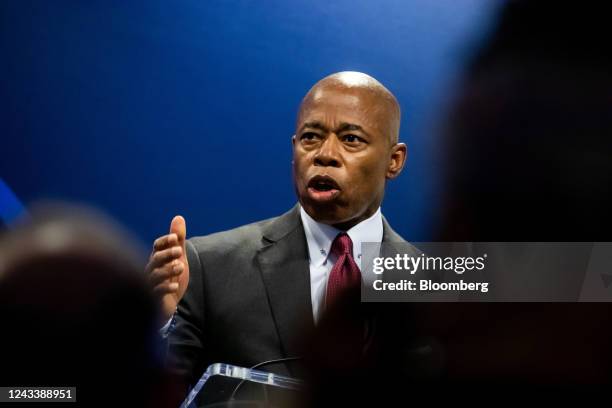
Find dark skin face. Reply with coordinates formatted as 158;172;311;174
292;78;407;230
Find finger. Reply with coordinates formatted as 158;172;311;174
153;233;179;251
150;246;183;268
149;261;184;286
153;281;179;296
170;215;187;245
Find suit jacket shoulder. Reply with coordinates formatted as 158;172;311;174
185;206;304;299
188;215;275;258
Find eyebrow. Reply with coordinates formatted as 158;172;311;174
301;121;328;132
300;121;369;136
337;123;365;133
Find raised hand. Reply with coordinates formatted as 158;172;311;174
146;215;190;320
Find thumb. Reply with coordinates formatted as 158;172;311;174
170;215;187;246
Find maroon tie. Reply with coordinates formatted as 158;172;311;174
323;233;376;356
325;233;362;308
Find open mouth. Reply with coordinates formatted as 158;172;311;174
307;175;341;202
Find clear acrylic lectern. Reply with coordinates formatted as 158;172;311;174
179;363;303;408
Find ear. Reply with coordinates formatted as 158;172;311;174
386;142;407;179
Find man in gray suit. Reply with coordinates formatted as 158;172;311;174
145;71;407;387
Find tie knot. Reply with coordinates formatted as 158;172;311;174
331;233;353;257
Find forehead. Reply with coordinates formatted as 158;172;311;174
298;87;394;136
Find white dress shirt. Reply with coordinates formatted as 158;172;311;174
299;205;383;324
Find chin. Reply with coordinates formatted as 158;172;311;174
302;201;356;227
302;201;340;222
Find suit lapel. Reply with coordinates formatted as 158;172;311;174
380;217;423;287
381;216;405;243
256;205;314;358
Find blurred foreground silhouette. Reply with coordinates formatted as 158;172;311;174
0;203;180;407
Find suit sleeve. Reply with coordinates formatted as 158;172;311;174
167;239;208;388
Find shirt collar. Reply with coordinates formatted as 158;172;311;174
300;205;383;268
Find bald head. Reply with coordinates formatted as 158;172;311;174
299;72;401;144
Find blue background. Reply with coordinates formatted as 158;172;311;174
0;0;497;244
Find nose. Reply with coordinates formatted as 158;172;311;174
314;135;341;168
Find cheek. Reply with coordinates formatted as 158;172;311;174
348;157;387;192
353;159;386;183
293;154;310;182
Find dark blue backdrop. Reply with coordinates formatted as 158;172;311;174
0;0;497;244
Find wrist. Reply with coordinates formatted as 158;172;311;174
159;309;177;338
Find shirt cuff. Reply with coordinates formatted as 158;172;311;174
159;312;176;338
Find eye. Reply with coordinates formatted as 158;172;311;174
300;132;320;142
342;134;365;144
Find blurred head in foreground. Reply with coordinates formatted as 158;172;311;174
440;0;612;241
0;204;177;407
431;0;612;390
